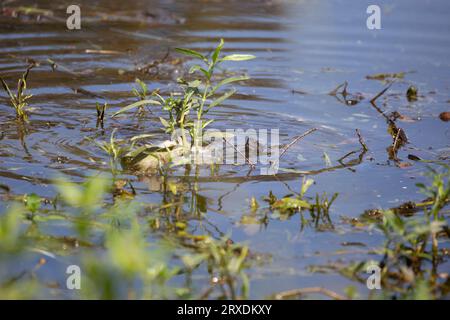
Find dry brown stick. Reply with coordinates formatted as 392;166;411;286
392;128;402;152
223;137;255;168
274;287;348;300
370;81;394;104
268;128;317;172
279;128;318;160
328;81;348;96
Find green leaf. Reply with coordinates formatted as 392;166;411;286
175;48;206;61
187;80;202;88
220;54;256;62
83;176;109;207
322;151;332;167
0;77;14;101
24;193;41;213
210;75;249;96
181;253;207;269
208;89;236;109
130;134;154;142
0;205;23;250
160;117;170;128
112;99;160;117
189;65;209;77
33;215;66;222
55;180;82;207
202;119;214;129
212;39;224;64
272;197;311;212
300;178;314;197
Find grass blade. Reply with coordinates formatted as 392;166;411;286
0;77;14;101
112;99;161;117
209;75;249;96
220;54;255;62
175;48;206;61
208;89;236;109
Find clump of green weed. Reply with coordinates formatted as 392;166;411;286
338;165;450;299
114;39;255;148
0;65;34;121
132;78;149;101
181;236;250;299
264;178;338;230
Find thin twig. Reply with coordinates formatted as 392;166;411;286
223;137;255;168
274;287;348;300
279;128;318;160
328;81;347;96
370;81;394;104
392;128;401;152
355;129;368;152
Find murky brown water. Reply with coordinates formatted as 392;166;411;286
1;0;450;298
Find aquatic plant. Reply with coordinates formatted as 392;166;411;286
114;39;255;148
264;178;338;230
0;172;254;299
88;130;124;174
0;205;24;253
181;236;250;299
109;40;255;173
0;65;34;121
173;39;254;140
336;165;450;299
96;102;107;127
132;78;149;101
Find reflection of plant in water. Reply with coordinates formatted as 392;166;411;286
181;236;250;299
82;219;180;299
0;174;252;299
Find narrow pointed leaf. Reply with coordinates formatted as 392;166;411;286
0;77;14;100
189;65;209;77
175;48;206;61
208;89;236;109
212;39;224;64
159;117;170;128
220;54;256;62
112;99;160;117
209;75;249;96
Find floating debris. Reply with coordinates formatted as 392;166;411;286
406;85;418;102
366;71;411;81
439;111;450;122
